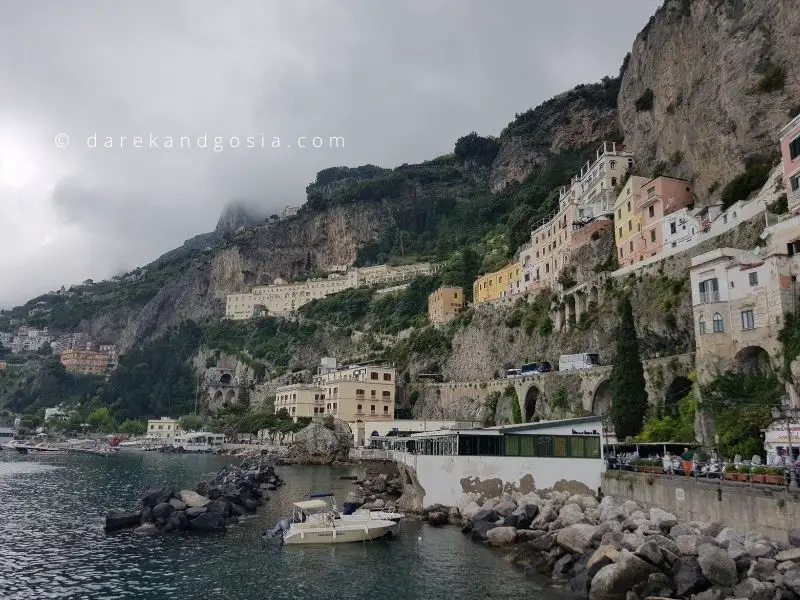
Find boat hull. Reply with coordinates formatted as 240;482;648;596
283;521;398;545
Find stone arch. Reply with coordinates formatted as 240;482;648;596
224;388;237;405
565;295;576;324
589;285;599;306
220;373;232;385
592;380;612;417
734;345;772;376
524;386;540;421
664;376;692;417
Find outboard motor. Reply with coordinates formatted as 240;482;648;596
263;518;291;541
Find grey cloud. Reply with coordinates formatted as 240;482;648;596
0;0;660;308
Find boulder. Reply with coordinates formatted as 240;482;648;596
747;557;776;580
557;524;598;555
104;510;142;532
621;500;640;515
285;420;353;463
587;545;620;578
461;501;482;520
151;502;174;521
179;490;210;508
671;556;711;597
187;512;222;531
559;503;585;526
133;523;159;536
634;539;663;567
207;500;230;516
715;527;744;548
531;505;557;528
428;511;449;526
727;540;749;563
469;519;496;542
631;572;675;600
668;523;699;539
471;508;497;523
494;499;517;516
694;521;725;538
784;567;800;595
788;529;800;548
621;533;645;552
372;498;385;509
168;497;187;511
745;541;776;559
588;551;659;600
697;543;737;587
230;503;246;518
168;511;189;531
141;485;173;508
526;533;556;552
734;577;776;600
675;534;703;556
570;494;599;511
551;553;574;580
777;548;800;562
599;504;627;523
185;506;207;519
486;526;518;546
649;508;678;530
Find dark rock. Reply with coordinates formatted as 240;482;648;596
230;503;246;518
568;556;590;600
169;511;189;531
469;519;495;542
471;508;497;522
187;512;222;531
168;498;187;511
526;533;556;552
671;556;711;597
524;504;539;520
503;514;519;528
207;500;230;516
224;516;239;526
631;572;675;600
634;539;663;567
690;589;726;600
141;485;173;508
186;506;207;519
241;497;258;511
515;515;532;530
151;502;174;522
104;510;142;532
428;511;449;526
460;522;473;534
552;553;574;580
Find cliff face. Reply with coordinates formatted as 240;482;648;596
619;0;800;201
490;78;623;192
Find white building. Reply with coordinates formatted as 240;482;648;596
349;419;482;448
281;205;300;219
0;332;11;348
146;417;182;443
45;406;68;422
370;416;606;507
225;262;434;319
11;327;52;353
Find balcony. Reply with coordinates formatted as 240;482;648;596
636;192;661;210
699;290;720;303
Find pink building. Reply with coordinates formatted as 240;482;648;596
780;114;800;213
614;176;694;267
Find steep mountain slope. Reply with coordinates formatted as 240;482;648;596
619;0;800;202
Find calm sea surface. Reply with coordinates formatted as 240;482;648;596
0;452;566;600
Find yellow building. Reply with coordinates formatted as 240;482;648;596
312;363;395;422
472;262;522;305
428;286;464;324
613;176;648;265
274;384;327;421
147;417;181;442
59;348;110;375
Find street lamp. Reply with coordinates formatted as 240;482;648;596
771;405;800;490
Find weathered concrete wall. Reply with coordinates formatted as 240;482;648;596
412;353;695;423
601;472;800;544
410;454;604;507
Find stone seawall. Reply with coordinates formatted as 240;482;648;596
601;472;800;545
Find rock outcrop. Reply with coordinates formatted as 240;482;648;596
283;419;353;464
104;461;284;535
619;0;800;202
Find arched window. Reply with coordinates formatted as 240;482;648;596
712;313;724;333
610;160;616;170
698;314;706;334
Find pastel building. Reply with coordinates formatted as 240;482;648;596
275;358;396;423
690;216;800;383
59;348;112;375
780;114;800;213
520;142;632;291
614;176;694;267
428;287;464;324
473;262;522;305
147;417;182;443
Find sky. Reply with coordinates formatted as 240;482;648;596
0;0;660;309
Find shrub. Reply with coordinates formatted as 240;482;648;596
720;162;771;209
757;64;786;93
768;193;788;215
651;161;668;178
635;89;654;112
590;230;600;241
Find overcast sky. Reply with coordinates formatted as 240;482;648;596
0;0;659;309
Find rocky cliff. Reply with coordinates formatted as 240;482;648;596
619;0;800;202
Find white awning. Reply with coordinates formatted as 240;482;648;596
293;499;329;510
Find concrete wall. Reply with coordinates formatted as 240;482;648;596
412;453;604;507
601;472;800;544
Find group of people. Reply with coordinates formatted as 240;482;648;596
661;447;701;475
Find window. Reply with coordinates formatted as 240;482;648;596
650;230;656;243
698;315;706;334
712;313;724;333
698;278;719;303
617;209;621;219
670;221;677;234
749;272;758;286
383;373;392;381
648;205;654;218
611;177;617;186
382;391;391;398
370;372;378;380
371;390;376;397
383;406;389;413
618;227;622;238
627;201;631;212
628;221;632;232
790;136;800;161
370;405;376;412
610;160;616;170
629;241;633;252
647;186;656;198
792;175;800;192
741;310;755;330
357;404;362;411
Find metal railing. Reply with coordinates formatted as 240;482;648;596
699;290;720;303
349;448;389;461
389;450;418;470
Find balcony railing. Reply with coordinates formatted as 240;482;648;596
636;192;661;210
699;290;720;303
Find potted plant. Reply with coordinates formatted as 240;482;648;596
751;466;767;484
734;466;748;482
724;464;737;481
764;467;785;486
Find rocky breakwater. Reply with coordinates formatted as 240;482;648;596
344;472;405;514
104;462;284;536
422;491;800;600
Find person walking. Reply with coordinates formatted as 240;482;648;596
681;447;693;477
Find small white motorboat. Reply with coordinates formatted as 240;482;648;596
266;494;399;545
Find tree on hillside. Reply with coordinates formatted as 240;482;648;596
118;419;146;435
87;407;117;433
609;296;648;438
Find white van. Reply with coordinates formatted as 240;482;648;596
558;353;600;372
505;368;522;378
